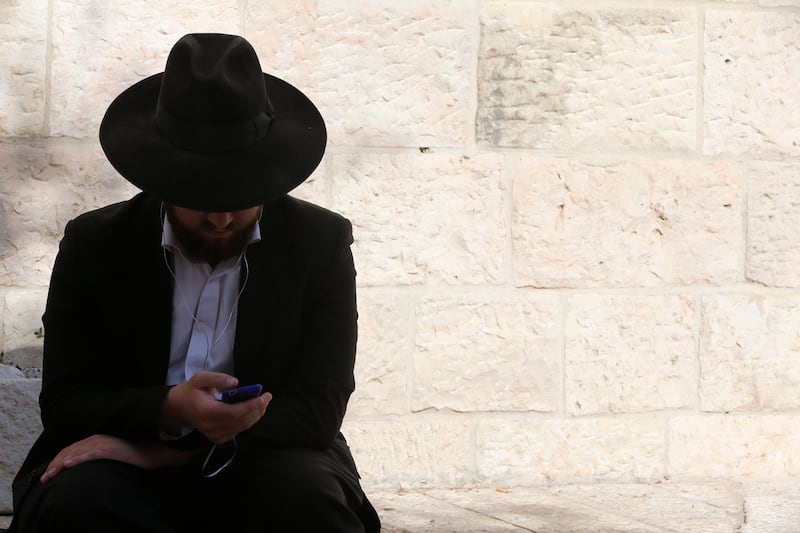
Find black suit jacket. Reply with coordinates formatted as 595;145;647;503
12;192;377;529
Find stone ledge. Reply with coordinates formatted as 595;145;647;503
0;377;42;513
369;481;799;532
2;481;797;531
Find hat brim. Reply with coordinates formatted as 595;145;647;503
99;72;326;212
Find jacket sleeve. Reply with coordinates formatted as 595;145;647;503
38;217;172;449
239;216;358;451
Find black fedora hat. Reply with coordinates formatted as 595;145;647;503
99;33;326;212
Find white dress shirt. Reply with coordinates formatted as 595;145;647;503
161;215;261;386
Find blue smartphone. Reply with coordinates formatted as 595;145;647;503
217;384;262;403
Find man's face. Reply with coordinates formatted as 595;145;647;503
166;204;262;265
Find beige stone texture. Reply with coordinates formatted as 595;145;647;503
348;290;410;416
700;294;800;412
369;490;519;533
0;141;138;287
554;482;744;532
246;0;475;147
512;157;742;288
704;11;800;156
669;415;800;479
0;378;42;513
371;481;756;533
50;1;241;137
332;152;508;286
477;416;666;483
565;293;697;415
373;490;521;532
478;4;696;151
2;0;800;499
744;482;800;533
413;292;561;413
2;289;48;369
747;161;800;287
0;2;47;136
423;482;743;533
0;291;3;353
724;0;800;4
342;417;473;488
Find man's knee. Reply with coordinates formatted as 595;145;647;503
227;450;364;531
21;460;166;533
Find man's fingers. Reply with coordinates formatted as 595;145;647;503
189;371;237;391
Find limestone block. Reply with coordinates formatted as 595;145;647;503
247;0;475;147
478;4;696;151
512;157;742;288
0;365;24;379
413;292;561;412
747;161;800;287
0;379;42;513
700;294;800;412
477;416;666;483
723;0;800;4
50;0;241;137
0;142;138;287
332;152;508;286
0;2;47;136
744;482;800;533
433;483;743;533
565;293;696;415
704;11;800;156
2;289;48;369
348;290;411;416
559;483;743;532
372;490;522;532
342;417;473;488
669;415;800;479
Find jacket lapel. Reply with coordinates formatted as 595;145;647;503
232;200;290;386
132;196;174;385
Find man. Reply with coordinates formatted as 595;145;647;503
9;33;380;532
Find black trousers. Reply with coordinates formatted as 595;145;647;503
10;447;378;532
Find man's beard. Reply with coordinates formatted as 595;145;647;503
166;206;258;265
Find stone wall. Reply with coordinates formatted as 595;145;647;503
1;0;799;511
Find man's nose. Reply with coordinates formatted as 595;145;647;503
207;212;234;229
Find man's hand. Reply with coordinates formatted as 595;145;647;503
40;434;193;483
160;371;271;444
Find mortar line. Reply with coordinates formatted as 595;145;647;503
693;293;704;413
664;413;673;481
42;0;55;137
697;6;705;158
356;283;800;294
469;414;479;482
504;153;515;288
239;0;248;34
477;0;800;12
406;288;421;414
560;293;568;415
470;0;481;152
324;144;791;165
740;161;750;284
0;290;6;360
